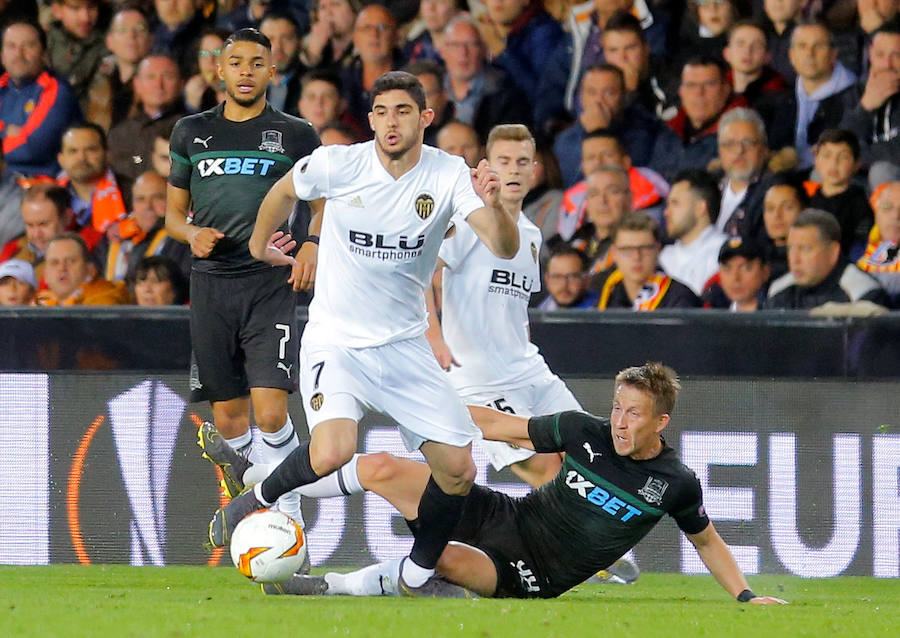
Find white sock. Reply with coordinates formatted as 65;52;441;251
224;431;252;454
400;558;434;588
324;559;401;596
258;416;298;464
296;455;364;498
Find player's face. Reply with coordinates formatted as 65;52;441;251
874;184;900;243
44;239;90;301
487;139;535;207
763;185;802;245
612;229;659;285
58;128;106;182
23;198;64;254
0;277;34;306
787;225;840;287
219;41;274;108
610;383;667;459
369;90;433;160
719;256;769;305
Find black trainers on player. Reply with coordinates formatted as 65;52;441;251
396;558;478;599
261;574;329;596
197;421;252;499
208;487;264;548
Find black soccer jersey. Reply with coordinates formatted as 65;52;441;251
169;103;320;274
515;410;709;598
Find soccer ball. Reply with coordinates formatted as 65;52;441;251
229;509;306;583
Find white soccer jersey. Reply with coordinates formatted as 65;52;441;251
439;212;548;393
292;141;485;347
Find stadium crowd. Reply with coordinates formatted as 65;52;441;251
0;0;898;311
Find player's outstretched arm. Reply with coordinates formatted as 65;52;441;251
250;171;301;265
165;184;224;258
465;159;519;259
686;523;788;605
468;406;534;449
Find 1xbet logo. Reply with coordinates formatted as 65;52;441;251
198;157;277;178
565;470;643;521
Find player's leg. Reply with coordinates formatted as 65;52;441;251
199;397;253;498
436;543;498;597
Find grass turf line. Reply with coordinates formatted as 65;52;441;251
1;566;897;637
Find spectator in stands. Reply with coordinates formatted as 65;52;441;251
761;0;803;82
677;0;739;68
94;8;153;130
217;0;271;33
404;0;461;64
97;170;190;282
297;70;358;139
857;181;900;308
766;20;857;168
570;166;633;274
340;4;405;131
0;184;70;284
702;236;770;310
723;20;789;114
319;120;358;144
152;0;208;76
599;10;676;123
523;143;565;243
437;120;483;168
299;0;359;74
259;12;303;115
406;60;453;145
0;144;25;248
591;210;701;310
762;173;808;279
0;259;37;306
151;129;172;178
807;129;873;257
715;107;771;239
183;29;228;113
107;54;185;189
660;169;727;296
131;254;189;306
0;0;38;26
0;20;81;177
558;129;669;240
475;0;564;107
840;25;900;175
47;0;106;116
554;63;660;187
439;15;531;142
650;56;744;181
765;208;887;308
57;123;128;244
35;232;130;306
536;246;599;309
837;0;900;77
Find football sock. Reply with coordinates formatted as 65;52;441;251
224;431;252;457
325;558;401;596
295;454;364;498
260;441;322;503
400;558;433;588
258;416;298;464
405;476;466;586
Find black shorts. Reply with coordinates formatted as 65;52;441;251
189;267;298;403
451;485;546;599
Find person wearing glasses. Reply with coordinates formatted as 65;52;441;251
537;245;599;310
184;29;229;113
96;8;153;130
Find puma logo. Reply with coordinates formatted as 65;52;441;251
193;136;213;148
277;362;293;378
583;442;601;462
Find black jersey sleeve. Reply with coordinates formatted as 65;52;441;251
168;117;191;190
669;472;710;535
528;411;595;453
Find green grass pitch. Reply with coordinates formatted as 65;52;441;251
1;566;897;637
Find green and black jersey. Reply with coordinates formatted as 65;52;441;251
169;103;320;275
517;411;709;597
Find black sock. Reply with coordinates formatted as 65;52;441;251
260;441;321;504
405;517;420;535
409;477;466;570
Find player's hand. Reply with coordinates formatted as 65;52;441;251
749;596;789;605
258;230;299;268
288;239;317;291
269;230;297;256
471;159;500;207
428;336;460;371
189;226;225;258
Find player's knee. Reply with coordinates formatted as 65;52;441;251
254;409;289;432
310;444;354;475
435;457;476;494
359;452;400;484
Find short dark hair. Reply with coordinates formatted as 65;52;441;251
612;210;662;243
371;71;427;111
2;20;47;52
815;128;860;160
614;362;681;416
62;122;108;151
133;256;189;305
793;208;841;244
766;172;810;208
404;59;446;86
224;28;272;52
259;10;301;35
790;19;834;47
319;120;359;141
583;63;625;91
673;169;721;224
583;128;626;154
682;54;728;79
301;69;343;94
871;24;900;41
23;183;71;217
547;245;591;272
727;19;769;46
603;10;645;41
49;232;90;262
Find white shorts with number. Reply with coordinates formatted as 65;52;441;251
461;370;582;470
299;333;480;451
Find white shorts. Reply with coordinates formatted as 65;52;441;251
299;333;480;451
461;371;582;470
